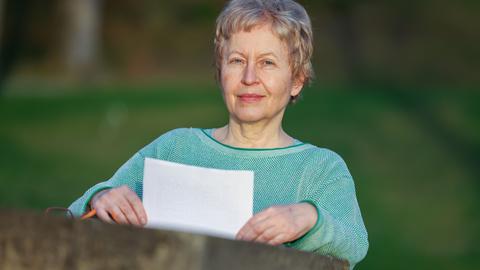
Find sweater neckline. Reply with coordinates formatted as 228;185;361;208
195;128;313;157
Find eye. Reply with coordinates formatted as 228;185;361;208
262;59;276;66
229;58;244;64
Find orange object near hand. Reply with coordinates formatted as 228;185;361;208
81;209;97;220
81;209;121;224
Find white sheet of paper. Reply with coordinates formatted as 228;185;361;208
142;158;254;239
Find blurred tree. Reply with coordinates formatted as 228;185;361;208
1;0;478;87
64;0;102;82
0;0;4;42
325;0;365;84
0;0;27;92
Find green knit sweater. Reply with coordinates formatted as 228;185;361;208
69;128;368;268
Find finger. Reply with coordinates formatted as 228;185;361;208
96;208;114;224
245;211;280;241
109;187;140;226
253;226;277;243
236;222;256;241
249;219;276;243
267;233;288;246
124;189;147;225
236;225;247;240
236;208;278;240
110;212;119;223
248;207;277;225
109;205;129;224
117;197;141;226
238;220;270;242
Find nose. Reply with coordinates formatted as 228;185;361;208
241;62;259;85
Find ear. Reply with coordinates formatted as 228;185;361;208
290;75;305;97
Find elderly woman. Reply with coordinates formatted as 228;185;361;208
69;0;368;268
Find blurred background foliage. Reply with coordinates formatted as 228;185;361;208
0;0;479;270
1;0;479;86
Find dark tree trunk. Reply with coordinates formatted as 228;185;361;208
327;2;364;84
0;0;27;92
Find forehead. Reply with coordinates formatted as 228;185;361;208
225;24;288;56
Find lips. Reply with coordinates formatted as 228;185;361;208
237;93;265;103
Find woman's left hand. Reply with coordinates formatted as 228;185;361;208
235;202;318;246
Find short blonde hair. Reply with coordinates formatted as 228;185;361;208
214;0;314;102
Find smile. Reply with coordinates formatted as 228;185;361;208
237;93;265;103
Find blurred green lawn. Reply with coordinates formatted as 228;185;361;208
0;83;479;270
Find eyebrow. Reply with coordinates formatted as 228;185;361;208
227;50;279;60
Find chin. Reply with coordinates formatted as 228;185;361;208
232;111;266;123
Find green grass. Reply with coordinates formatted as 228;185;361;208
0;83;479;270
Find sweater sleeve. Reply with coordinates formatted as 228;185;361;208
68;151;147;217
68;128;183;217
286;150;369;269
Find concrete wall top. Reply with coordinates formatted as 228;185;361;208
0;209;348;270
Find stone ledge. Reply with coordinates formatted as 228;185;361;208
0;209;348;270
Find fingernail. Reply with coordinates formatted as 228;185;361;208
141;218;146;224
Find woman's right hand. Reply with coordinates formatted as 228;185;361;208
89;185;147;226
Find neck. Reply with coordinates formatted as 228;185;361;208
214;114;293;149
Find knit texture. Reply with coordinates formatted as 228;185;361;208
69;128;368;268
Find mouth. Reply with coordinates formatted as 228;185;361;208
237;93;265;103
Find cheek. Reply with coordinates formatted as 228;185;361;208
220;72;236;108
220;69;239;94
262;74;292;96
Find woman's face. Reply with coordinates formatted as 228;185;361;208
220;24;303;124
